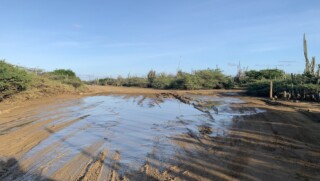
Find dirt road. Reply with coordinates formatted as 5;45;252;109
0;86;319;181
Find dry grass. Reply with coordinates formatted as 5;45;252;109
2;75;76;103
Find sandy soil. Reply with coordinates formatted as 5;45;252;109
83;85;242;96
0;86;319;181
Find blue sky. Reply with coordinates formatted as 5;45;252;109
0;0;319;79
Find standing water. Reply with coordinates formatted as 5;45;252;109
2;94;264;180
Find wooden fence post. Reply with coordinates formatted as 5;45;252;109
284;91;287;100
270;80;273;99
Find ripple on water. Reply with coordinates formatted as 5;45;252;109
17;94;264;178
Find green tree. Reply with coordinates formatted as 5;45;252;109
0;60;31;100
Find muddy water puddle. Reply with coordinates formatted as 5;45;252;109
2;95;264;180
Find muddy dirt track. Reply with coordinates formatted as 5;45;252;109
0;86;320;181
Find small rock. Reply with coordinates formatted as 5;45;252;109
182;170;189;175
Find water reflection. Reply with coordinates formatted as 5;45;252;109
7;95;264;179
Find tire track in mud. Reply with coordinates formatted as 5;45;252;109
5;94;304;181
105;151;125;181
19;123;93;174
50;141;104;180
77;150;108;181
0;114;91;158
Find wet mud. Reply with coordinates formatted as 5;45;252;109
0;93;319;181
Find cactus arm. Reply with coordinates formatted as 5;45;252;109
304;33;310;73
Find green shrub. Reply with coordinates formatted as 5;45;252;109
52;69;76;77
168;69;229;90
0;60;31;100
223;77;236;89
194;69;227;89
97;77;118;86
123;77;148;88
246;80;319;98
247;80;279;96
183;74;202;90
246;69;285;81
95;69;232;90
147;70;156;87
170;71;189;89
152;73;175;89
62;78;83;88
47;69;83;88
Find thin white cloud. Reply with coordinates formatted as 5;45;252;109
50;40;150;49
72;23;81;29
102;42;150;48
249;45;286;53
51;41;80;47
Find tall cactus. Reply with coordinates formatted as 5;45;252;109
303;34;317;75
304;33;310;73
311;57;316;74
